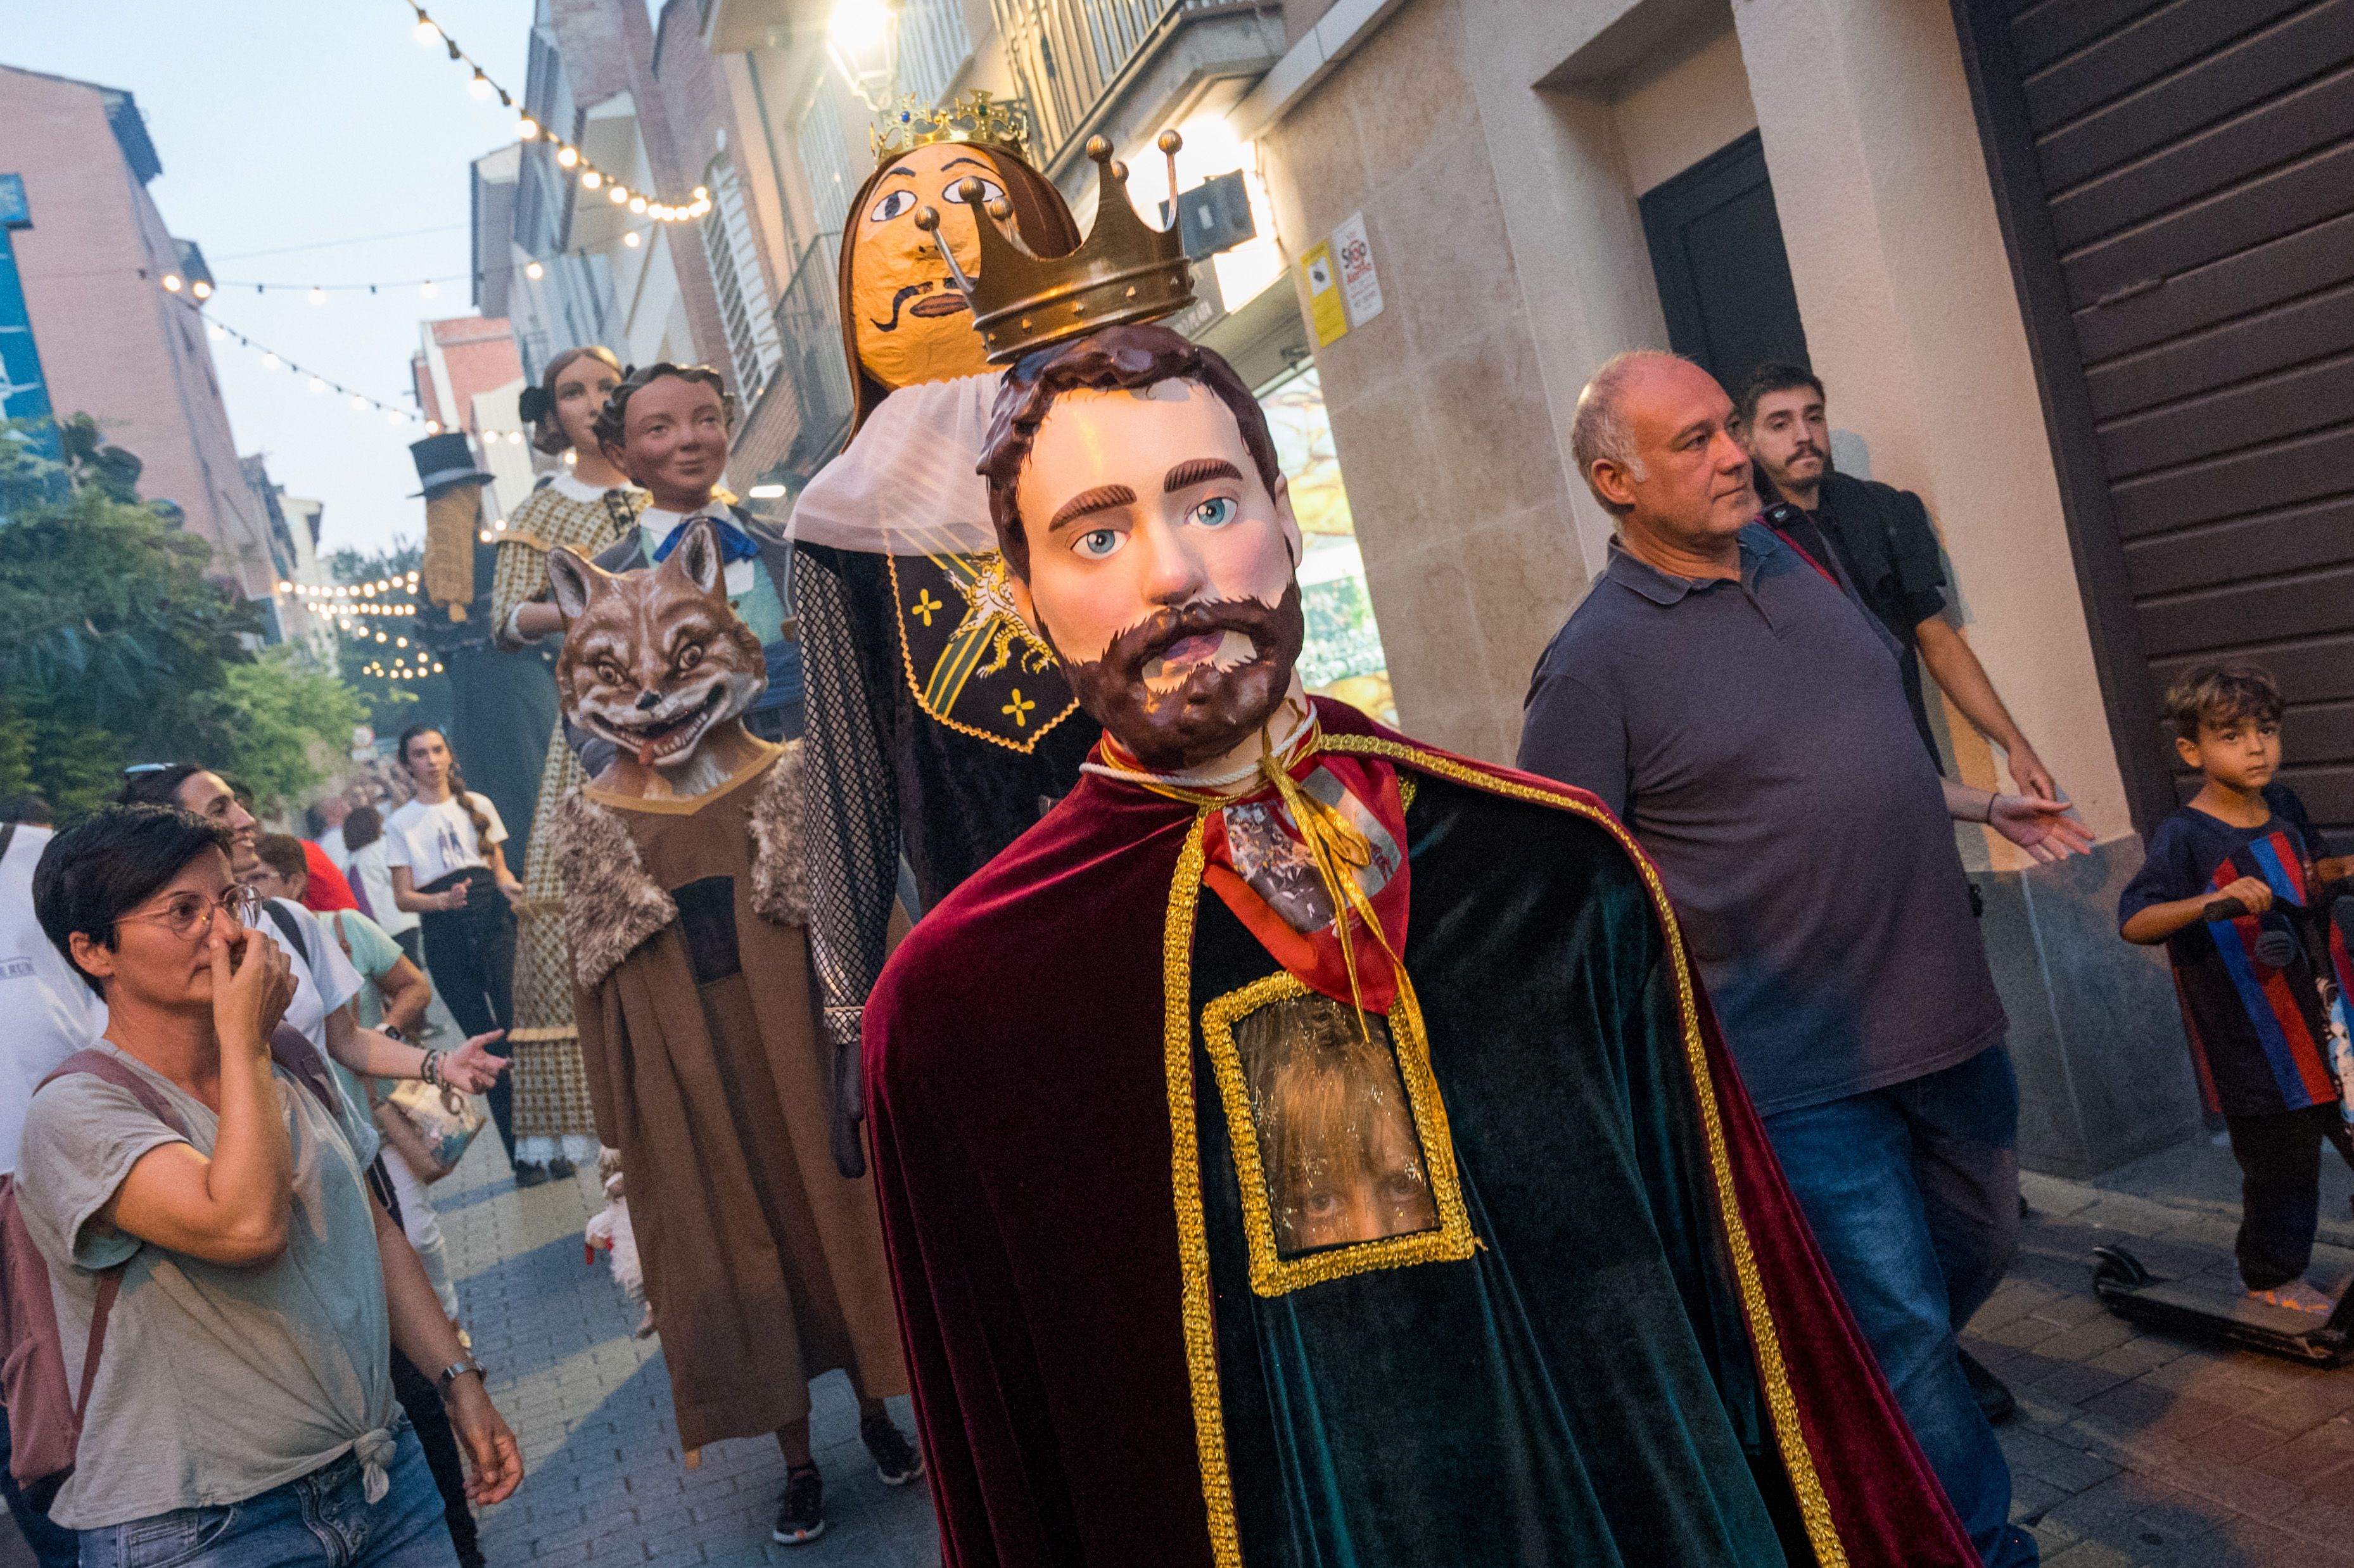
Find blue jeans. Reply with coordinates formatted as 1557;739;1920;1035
1762;1046;2038;1568
79;1423;455;1568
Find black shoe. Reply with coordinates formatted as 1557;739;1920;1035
512;1160;549;1189
772;1462;825;1545
1958;1348;2016;1425
546;1155;576;1180
862;1412;924;1486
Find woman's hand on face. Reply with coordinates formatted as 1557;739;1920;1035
442;1031;510;1093
212;924;295;1055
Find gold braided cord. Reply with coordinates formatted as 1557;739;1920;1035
1158;813;1242;1567
1314;736;1846;1567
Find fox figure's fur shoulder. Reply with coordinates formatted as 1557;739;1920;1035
548;516;770;802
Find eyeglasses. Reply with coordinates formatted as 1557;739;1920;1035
115;884;265;941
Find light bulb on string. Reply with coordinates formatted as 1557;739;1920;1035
478;530;493;543
629;196;646;214
207;322;225;341
162;273;183;293
623;231;640;248
191;281;212;300
414;16;440;45
469;70;492;99
419;280;438;300
386;411;404;424
351;395;367;411
556;146;578;169
425;420;441;435
518;116;539;141
307;286;326;305
581;170;602;191
524;260;544;280
608;184;628;205
308;376;326;394
262;352;281;370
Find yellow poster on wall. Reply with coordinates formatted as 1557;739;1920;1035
1300;241;1348;347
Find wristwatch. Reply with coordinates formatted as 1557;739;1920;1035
436;1358;487;1398
379;1024;405;1044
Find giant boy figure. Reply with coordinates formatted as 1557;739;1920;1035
861;146;1980;1568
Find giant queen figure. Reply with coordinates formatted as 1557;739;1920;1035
862;141;1985;1567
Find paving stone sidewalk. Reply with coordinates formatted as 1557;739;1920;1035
437;1136;938;1568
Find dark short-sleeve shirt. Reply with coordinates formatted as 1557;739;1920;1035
1515;525;2005;1115
2116;786;2344;1116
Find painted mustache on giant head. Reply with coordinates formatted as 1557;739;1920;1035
1055;585;1305;772
867;279;972;332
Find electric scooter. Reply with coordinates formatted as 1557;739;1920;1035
2090;872;2354;1367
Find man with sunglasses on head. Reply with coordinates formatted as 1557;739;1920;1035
20;805;525;1565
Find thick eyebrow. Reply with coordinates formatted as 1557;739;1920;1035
882;167;917;182
1047;483;1139;533
1164;457;1242;494
941;156;991;174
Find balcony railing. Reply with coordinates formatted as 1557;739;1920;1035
773;231;854;476
991;0;1257;172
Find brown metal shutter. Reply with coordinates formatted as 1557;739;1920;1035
1956;0;2354;838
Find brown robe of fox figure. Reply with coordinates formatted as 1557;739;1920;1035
544;517;919;1524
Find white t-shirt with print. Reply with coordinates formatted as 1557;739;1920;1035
0;825;106;1175
381;793;507;889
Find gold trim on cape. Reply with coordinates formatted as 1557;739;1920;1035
1155;737;1847;1568
1199;971;1477;1296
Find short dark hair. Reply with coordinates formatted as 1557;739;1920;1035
35;805;234;995
591;362;737;454
343;804;383;854
1735;361;1825;430
2163;664;2284;743
977;324;1281;580
118;763;205;809
251;833;309;884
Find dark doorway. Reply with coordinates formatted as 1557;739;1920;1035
1639;130;1810;395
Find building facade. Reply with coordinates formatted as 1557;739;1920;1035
0;66;283;606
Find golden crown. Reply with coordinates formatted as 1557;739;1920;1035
917;133;1194;364
869;89;1032;165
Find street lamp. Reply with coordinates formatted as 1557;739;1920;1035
827;0;903;112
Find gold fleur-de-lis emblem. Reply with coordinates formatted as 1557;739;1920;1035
1002;688;1036;727
910;588;944;627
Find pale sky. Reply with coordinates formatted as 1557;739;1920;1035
7;1;538;558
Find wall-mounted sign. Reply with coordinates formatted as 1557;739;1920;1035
1332;213;1382;328
1301;240;1347;347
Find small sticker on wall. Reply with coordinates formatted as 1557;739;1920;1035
1332;213;1382;326
1301;241;1349;347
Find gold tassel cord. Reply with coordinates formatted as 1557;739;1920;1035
1253;736;1398;1038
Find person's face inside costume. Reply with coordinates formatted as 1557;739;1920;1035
1009;379;1305;773
1741;385;1830;502
553;355;625;453
849;143;1008;391
601;374;730;512
1240;997;1439;1256
1589;359;1755;558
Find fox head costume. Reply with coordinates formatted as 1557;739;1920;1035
547;517;770;800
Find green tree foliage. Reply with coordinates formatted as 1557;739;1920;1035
0;416;364;819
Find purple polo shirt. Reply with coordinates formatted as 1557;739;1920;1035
1515;525;2004;1114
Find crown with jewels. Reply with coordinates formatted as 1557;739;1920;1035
917;132;1194;364
869;89;1033;165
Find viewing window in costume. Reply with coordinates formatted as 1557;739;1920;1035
791;97;1099;1173
491;414;646;1171
542;519;908;1463
860;156;1982;1568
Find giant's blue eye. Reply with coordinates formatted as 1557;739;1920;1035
1190;497;1237;528
1072;528;1124;559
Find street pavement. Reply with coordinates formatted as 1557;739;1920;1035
6;1122;2353;1567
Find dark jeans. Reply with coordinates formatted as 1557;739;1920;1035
2224;1104;2354;1290
0;1405;79;1568
1762;1045;2036;1568
417;869;517;1159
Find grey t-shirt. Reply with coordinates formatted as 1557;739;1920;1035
15;1041;396;1528
1517;526;2005;1115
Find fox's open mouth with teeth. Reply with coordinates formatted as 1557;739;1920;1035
587;682;737;768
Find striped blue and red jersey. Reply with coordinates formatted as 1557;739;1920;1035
2119;784;2353;1118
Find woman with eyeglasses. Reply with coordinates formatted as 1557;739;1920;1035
19;805;524;1566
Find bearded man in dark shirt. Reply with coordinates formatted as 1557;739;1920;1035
1737;363;2059;801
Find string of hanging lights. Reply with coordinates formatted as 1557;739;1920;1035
403;1;713;226
169;297;426;427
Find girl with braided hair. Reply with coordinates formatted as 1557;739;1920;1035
385;725;533;1182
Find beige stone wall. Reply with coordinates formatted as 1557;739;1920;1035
1258;0;1595;763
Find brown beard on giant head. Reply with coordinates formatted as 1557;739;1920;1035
1051;583;1304;772
546;518;767;785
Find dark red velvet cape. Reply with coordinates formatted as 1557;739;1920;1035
864;698;1976;1567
